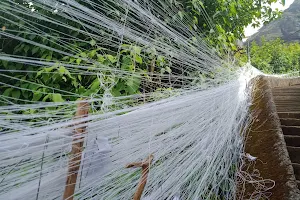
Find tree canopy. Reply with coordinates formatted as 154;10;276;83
174;0;283;51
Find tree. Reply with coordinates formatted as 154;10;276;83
0;0;285;105
173;0;284;51
238;37;300;74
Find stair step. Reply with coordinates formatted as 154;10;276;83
273;96;300;101
284;135;300;147
272;88;300;92
293;163;300;180
281;119;300;126
278;112;300;119
275;101;300;104
276;107;300;112
272;91;300;94
272;92;300;96
282;126;300;136
283;84;300;88
271;82;300;190
287;146;300;163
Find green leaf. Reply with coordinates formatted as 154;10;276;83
46;55;52;61
80;52;87;58
22;91;29;99
28;84;39;90
13;45;22;54
106;55;116;63
76;58;82;64
20;83;29;89
15;63;23;70
111;81;125;96
90;40;96;46
24;45;30;54
126;75;141;95
32;46;39;55
135;55;142;64
2;60;8;68
62;56;69;61
230;4;237;15
193;16;198;24
89;79;100;91
89;50;97;58
52;93;64;102
97;55;105;63
3;88;13;96
32;91;43;101
42;94;51;102
78;75;82;81
77;86;86;95
111;88;121;97
36;70;43;77
121;55;132;69
11;90;21;99
58;66;66;74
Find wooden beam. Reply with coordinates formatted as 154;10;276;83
63;101;89;200
126;154;154;200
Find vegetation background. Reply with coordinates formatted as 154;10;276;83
0;0;292;104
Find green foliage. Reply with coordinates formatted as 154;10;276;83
0;42;172;104
239;37;300;74
0;0;285;106
171;0;283;52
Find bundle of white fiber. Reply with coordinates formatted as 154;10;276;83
0;0;266;199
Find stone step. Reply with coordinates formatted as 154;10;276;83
273;95;300;100
275;99;300;103
285;84;300;88
275;101;300;105
282;126;300;136
281;119;300;126
275;100;300;103
275;102;300;112
272;92;300;96
278;112;300;119
273;88;300;90
287;146;300;163
273;84;300;87
270;81;300;193
293;163;300;180
272;88;300;92
277;108;300;112
285;135;300;147
276;107;300;112
273;96;300;101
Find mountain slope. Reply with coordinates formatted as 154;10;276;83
249;0;300;43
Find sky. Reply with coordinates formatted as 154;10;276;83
244;0;295;37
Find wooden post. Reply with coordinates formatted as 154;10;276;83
126;154;154;200
63;101;89;200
